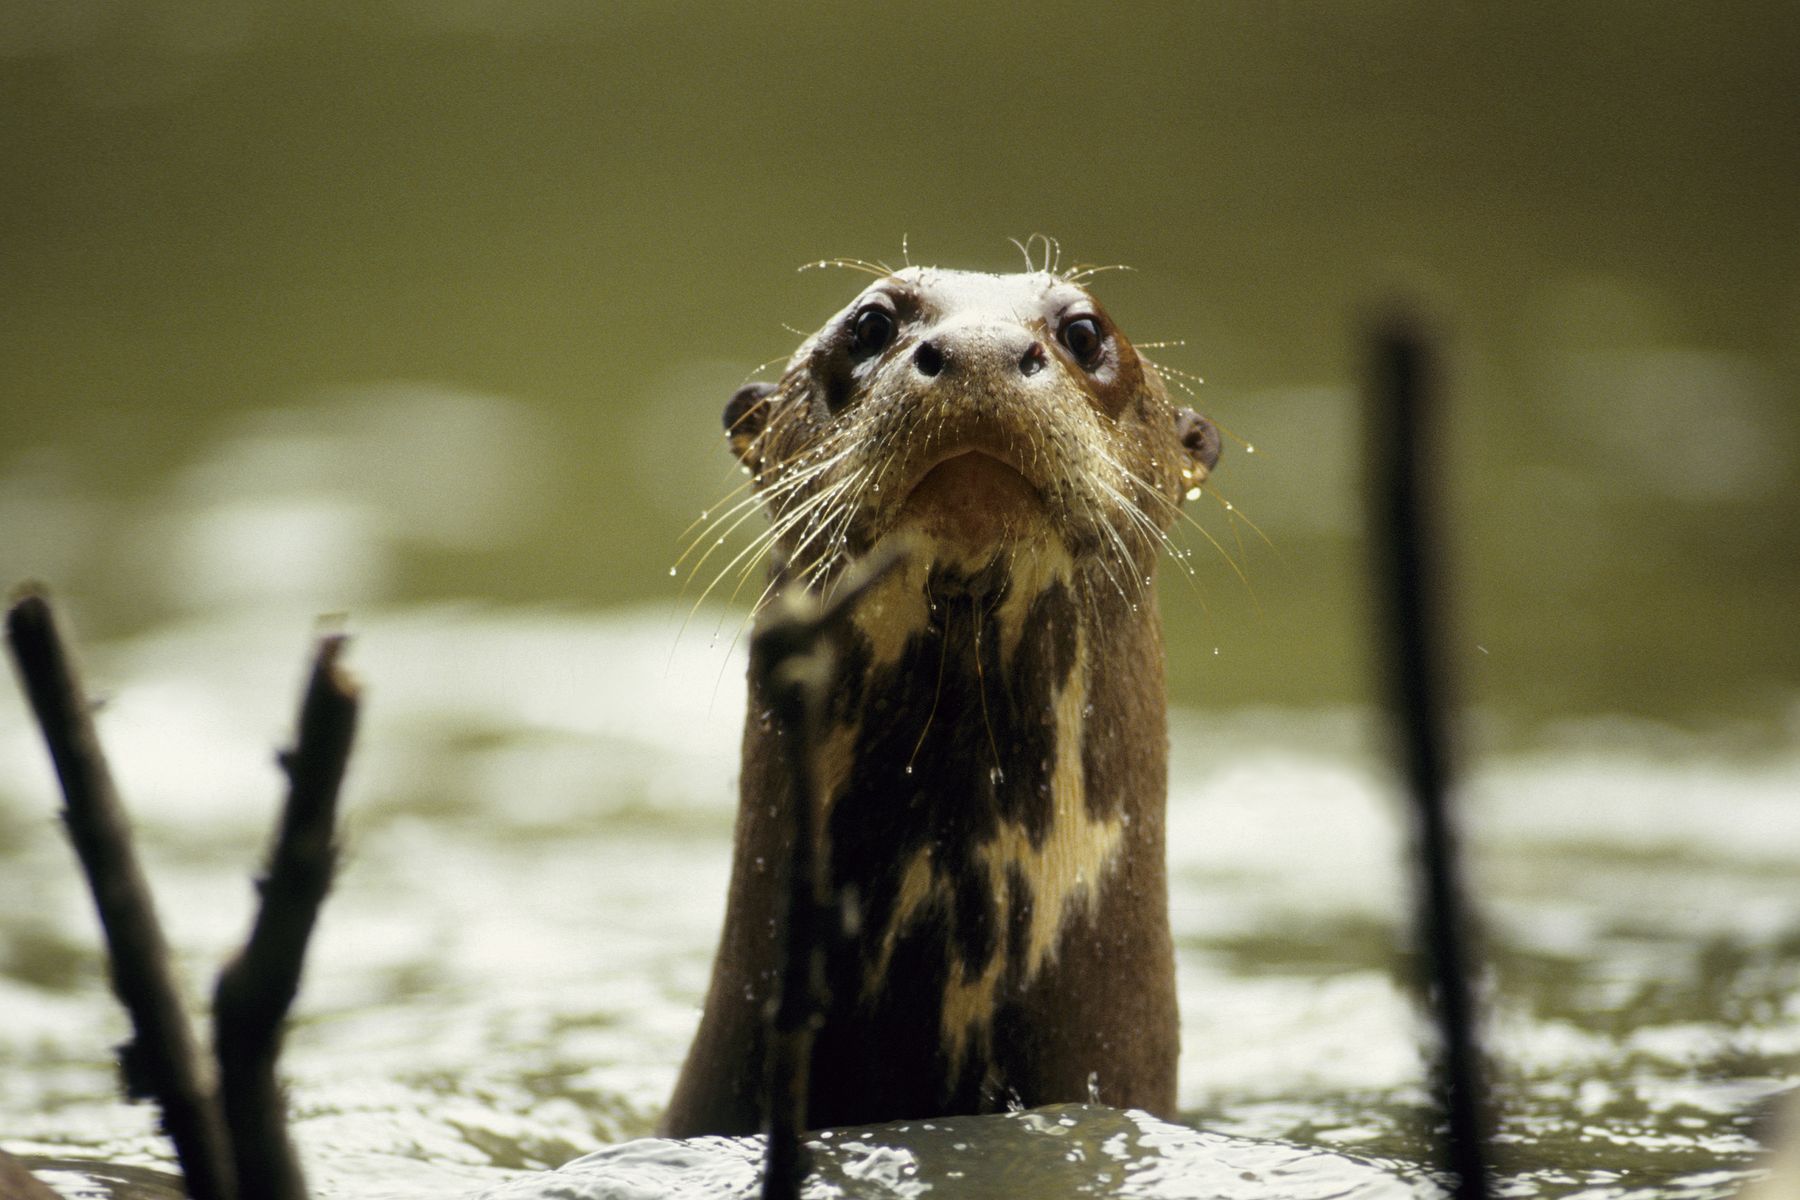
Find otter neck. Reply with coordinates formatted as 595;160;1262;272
797;548;1155;1118
663;545;1176;1135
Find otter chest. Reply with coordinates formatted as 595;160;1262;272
805;558;1128;1118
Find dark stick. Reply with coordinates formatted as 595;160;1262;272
1366;318;1492;1198
757;635;824;1200
4;590;235;1200
213;635;359;1200
757;549;905;1200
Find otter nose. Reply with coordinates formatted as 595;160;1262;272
912;326;1047;381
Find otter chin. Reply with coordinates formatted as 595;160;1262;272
665;264;1223;1137
901;451;1045;551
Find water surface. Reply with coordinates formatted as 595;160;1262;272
2;605;1793;1196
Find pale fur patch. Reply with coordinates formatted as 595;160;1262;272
835;593;1123;1074
939;634;1123;1069
844;534;935;671
863;845;938;987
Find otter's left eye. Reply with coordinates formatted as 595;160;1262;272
1060;315;1104;367
850;306;897;360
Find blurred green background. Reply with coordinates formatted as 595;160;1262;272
3;1;1796;732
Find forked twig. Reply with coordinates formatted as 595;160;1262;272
5;588;361;1200
213;636;359;1200
756;546;906;1200
5;590;235;1200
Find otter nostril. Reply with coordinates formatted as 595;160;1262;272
914;340;945;378
1019;341;1047;377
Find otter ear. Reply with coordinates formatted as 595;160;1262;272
723;382;778;470
1174;407;1222;490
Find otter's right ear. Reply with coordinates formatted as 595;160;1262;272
724;382;778;471
1174;407;1223;486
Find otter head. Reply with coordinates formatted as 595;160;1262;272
722;268;1221;599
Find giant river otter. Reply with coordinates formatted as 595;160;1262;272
664;264;1222;1136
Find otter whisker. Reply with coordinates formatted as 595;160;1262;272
905;600;954;778
710;509;842;643
1102;450;1258;583
1062;262;1133;284
690;471;864;622
799;257;896;280
676;472;759;547
1205;489;1280;555
1145;474;1277;585
676;472;804;577
779;468;875;590
669;453;837;666
1224;504;1266;619
718;514;812;610
1210;416;1254;454
1139;353;1204;401
1115;473;1249;590
1145;358;1205;388
678;395;816;547
678;454;847;586
1110;477;1213;597
720;426;874;604
1008;237;1033;274
1083;510;1138;608
970;596;1004;778
707;554;796;690
725;387;778;440
1103;463;1204;572
1084;449;1176;554
766;470;864;569
802;498;872;600
744;353;791;381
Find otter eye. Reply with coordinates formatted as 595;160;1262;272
1060;315;1104;367
849;305;897;360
